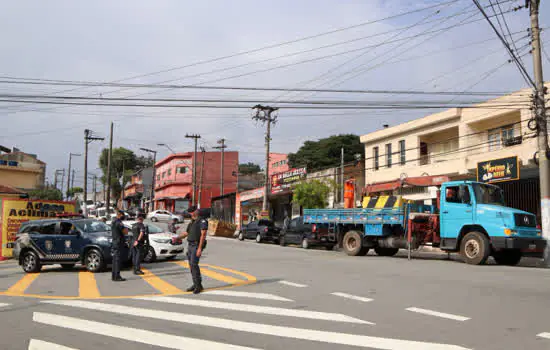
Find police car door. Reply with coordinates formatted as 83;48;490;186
36;222;58;259
55;222;79;260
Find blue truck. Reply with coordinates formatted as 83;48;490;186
303;180;545;265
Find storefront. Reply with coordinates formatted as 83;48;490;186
155;195;190;214
269;167;307;226
235;188;264;229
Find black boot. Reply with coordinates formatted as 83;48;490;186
186;285;195;292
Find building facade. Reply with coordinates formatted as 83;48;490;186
123;168;153;210
360;87;541;219
0;151;46;191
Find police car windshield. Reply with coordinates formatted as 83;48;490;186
73;220;110;233
147;223;164;233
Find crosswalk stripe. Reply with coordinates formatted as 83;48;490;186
43;300;470;350
28;339;79;350
204;290;292;301
537;333;550;339
278;280;307;288
173;261;244;285
0;303;10;308
139;267;184;295
6;273;39;294
405;307;470;322
331;292;373;303
33;312;260;350
136;296;370;324
78;271;100;298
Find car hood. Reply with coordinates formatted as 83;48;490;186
476;204;534;217
149;232;175;238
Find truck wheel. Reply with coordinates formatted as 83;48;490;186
374;247;399;257
493;249;522;266
343;231;369;256
85;249;105;272
22;251;41;273
460;231;491;265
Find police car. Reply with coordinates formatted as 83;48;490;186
121;221;184;263
13;217;130;273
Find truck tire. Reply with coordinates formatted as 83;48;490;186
343;231;369;256
374;247;399;257
493;249;522;266
460;231;491;265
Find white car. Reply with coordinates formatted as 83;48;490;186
122;221;184;263
146;210;183;223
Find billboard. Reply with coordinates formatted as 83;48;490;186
0;199;76;258
270;167;307;194
477;156;519;183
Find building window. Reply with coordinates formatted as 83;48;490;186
167;169;172;176
399;140;405;165
156;174;160;181
177;166;188;174
373;147;379;171
488;124;515;151
385;143;392;168
162;171;166;179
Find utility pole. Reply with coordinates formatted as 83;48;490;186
84;129;104;215
71;169;76;189
140;148;157;211
214;138;227;196
185;134;201;206
67;153;81;200
198;146;206;208
529;0;550;265
252;105;278;212
341;147;345;206
92;174;97;204
106;122;114;212
60;169;65;197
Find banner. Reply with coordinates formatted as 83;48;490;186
477;156;519;183
271;167;307;194
0;199;75;258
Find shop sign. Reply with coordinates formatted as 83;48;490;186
0;199;75;258
477;156;519;183
271;167;307;194
239;188;265;202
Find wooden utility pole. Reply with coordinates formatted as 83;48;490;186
252;105;278;212
185;134;201;206
214;138;227;196
106;122;114;212
92;174;97;204
67;153;81;200
84;129;104;215
198;146;206;208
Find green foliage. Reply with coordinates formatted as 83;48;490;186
292;180;332;209
66;187;83;198
239;162;262;175
288;134;364;172
28;188;63;201
99;147;147;199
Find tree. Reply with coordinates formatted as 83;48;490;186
292;180;332;209
288;134;364;172
66;186;83;198
239;162;262;175
99;147;141;200
28;188;63;201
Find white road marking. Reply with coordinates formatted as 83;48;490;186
33;312;260;350
0;303;10;308
278;280;308;288
28;339;79;350
204;290;293;302
136;296;370;324
44;300;471;350
331;292;373;303
406;307;470;321
537;333;550;339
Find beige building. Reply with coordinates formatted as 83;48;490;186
0;152;46;191
360;87;541;218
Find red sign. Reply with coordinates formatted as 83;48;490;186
270;167;307;194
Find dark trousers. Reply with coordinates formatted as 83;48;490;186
187;242;202;286
132;245;142;271
111;244;122;279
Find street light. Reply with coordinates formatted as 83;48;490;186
67;153;81;199
157;143;175;154
140;147;157;212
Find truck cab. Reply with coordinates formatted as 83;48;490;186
439;181;544;265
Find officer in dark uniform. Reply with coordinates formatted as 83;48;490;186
168;218;179;234
172;206;207;294
131;214;148;275
111;210;128;282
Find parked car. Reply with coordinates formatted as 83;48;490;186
238;219;280;243
122;221;184;263
13;218;131;273
279;216;337;250
146;210;183;223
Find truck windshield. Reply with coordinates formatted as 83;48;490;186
473;183;505;206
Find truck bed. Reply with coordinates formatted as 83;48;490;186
303;208;405;225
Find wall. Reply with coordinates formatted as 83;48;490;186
268;153;289;177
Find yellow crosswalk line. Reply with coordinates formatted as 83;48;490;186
174;261;244;285
201;264;257;283
139;267;184;295
78;271;101;298
6;273;39;295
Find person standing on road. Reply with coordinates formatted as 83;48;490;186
111;210;128;282
172;206;207;294
131;214;148;275
168;218;179;234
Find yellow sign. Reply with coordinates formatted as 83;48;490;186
0;199;75;258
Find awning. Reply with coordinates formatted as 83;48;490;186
365;175;451;194
155;194;190;201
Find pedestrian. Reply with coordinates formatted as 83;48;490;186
111;210;128;282
168;217;179;234
172;206;208;294
131;214;148;275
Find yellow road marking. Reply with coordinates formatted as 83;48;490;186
174;261;245;285
6;273;39;294
139;267;184;295
78;271;101;298
201;263;257;283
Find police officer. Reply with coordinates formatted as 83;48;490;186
168;218;179;234
172;206;207;294
131;214;148;275
111;210;128;282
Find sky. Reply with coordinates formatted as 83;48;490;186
0;0;549;189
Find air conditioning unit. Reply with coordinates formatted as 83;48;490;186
504;136;523;147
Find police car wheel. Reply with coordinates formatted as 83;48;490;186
144;246;157;263
22;251;41;273
85;249;105;273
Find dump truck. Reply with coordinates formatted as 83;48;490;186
303;177;545;265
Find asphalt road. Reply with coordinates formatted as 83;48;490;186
1;221;550;349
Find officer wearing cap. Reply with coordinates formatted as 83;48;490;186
172;206;207;294
131;214;148;275
111;210;128;282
